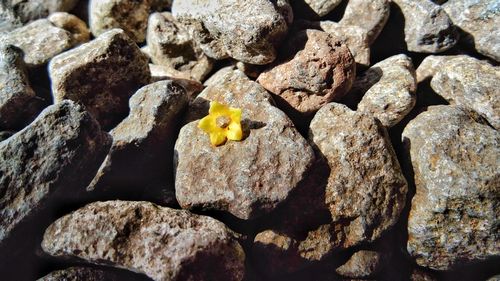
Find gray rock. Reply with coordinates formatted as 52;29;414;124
257;29;356;117
172;0;293;65
38;267;124;281
175;70;315;220
392;0;458;53
90;0;151;43
0;44;42;130
487;275;500;281
49;29;151;130
89;80;188;190
148;64;204;98
430;56;499;129
443;0;500;62
302;0;343;17
146;12;213;82
0;101;111;247
0;16;89;67
42;201;246;281
48;12;91;45
308;103;407;253
340;0;390;45
416;55;456;83
203;65;239;87
403;105;500;270
0;131;15;142
336;250;385;279
356;54;417;127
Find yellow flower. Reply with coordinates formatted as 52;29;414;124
198;101;243;146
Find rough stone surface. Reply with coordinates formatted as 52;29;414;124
42;201;246;281
302;0;343;17
149;64;204;98
38;267;125;281
356;54;417;127
430;56;500;129
175;70;315;220
90;0;151;43
0;0;79;32
308;103;407;252
172;0;293;65
0;101;111;247
0;17;87;67
49;29;151;130
336;250;385;279
89;81;188;190
48;12;90;45
403;105;499;270
0;44;42;130
340;0;391;45
146;12;213;82
392;0;458;53
257;29;356;116
443;0;500;62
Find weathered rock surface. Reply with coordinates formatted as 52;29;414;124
0;15;89;67
0;101;111;247
403;105;499;270
340;0;390;45
392;0;458;53
0;44;42;130
356;54;417;127
149;64;204;97
430;56;499;129
302;0;343;17
336;250;385;279
172;0;293;65
308;103;407;252
146;12;213;82
48;12;90;45
49;29;151;130
90;0;151;42
42;201;245;281
175;70;315;220
89;80;188;190
38;267;132;281
257;29;356;116
443;0;500;62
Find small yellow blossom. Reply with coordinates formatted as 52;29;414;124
198;101;243;146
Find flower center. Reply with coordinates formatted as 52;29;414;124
216;115;231;128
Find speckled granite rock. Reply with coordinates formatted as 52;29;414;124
175;70;315;220
0;45;42;130
0;16;89;67
443;0;500;62
89;80;188;190
336;250;385;279
403;105;499;270
416;55;459;83
340;0;390;45
308;103;407;251
146;12;213;82
392;0;458;53
0;101;111;247
49;29;150;130
90;0;151;42
302;0;343;17
430;56;499;129
172;0;293;64
356;54;417;127
257;29;356;117
42;201;245;281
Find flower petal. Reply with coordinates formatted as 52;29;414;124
228;107;242;123
198;115;216;133
210;131;227;146
227;121;243;141
209;101;229;115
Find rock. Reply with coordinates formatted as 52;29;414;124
151;0;172;11
89;0;151;42
0;101;111;247
37;267;135;281
0;16;89;67
308;103;407;252
392;0;458;53
340;0;390;45
355;54;417;127
48;12;90;45
443;0;500;62
203;65;239;87
410;268;439;281
416;55;455;83
336;250;385;279
403;105;499;270
175;70;315;220
0;131;15;142
0;0;79;32
0;45;42;130
149;64;204;98
257;29;356;117
430;56;499;129
301;0;343;17
42;201;246;281
49;29;151;130
487;275;500;281
146;12;213;82
89;81;188;190
172;0;293;65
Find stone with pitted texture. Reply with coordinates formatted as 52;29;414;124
341;0;390;45
336;250;386;279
